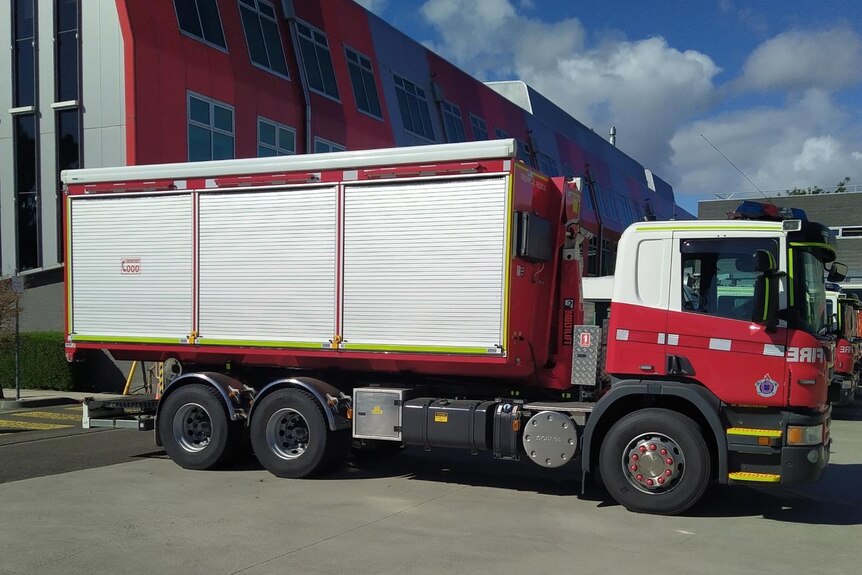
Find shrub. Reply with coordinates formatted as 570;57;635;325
0;331;86;392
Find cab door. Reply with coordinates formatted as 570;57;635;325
665;233;789;406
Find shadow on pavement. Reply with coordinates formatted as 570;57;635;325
831;402;862;421
137;444;861;523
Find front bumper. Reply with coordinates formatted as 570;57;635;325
779;408;831;487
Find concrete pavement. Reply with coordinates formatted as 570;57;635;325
0;404;860;575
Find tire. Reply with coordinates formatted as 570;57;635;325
598;408;711;515
158;384;241;470
250;388;348;478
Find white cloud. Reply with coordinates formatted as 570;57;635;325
416;1;862;210
738;26;862;92
419;0;720;171
670;90;862;202
354;0;389;14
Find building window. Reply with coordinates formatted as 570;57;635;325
494;128;508;140
537;152;558;176
55;0;79;103
441;102;466;143
393;75;434;141
56;109;80;262
600;239;615;276
187;93;234;161
258;118;296;156
314;138;345;153
13;0;37;108
173;0;226;49
470;114;487;140
345;47;382;118
238;0;288;77
587;236;599;276
516;139;533;166
296;21;338;99
14;114;40;271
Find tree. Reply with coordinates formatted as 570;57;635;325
786;177;851;196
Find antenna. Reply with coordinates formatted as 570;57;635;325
700;133;774;204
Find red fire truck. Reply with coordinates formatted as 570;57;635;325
827;288;861;403
63;140;843;515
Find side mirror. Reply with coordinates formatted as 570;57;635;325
827;261;848;283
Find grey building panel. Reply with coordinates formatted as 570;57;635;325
20;280;65;332
0;138;12;276
485;81;533;113
81;0;125;132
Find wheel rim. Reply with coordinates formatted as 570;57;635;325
172;402;213;453
266;408;310;460
621;431;686;495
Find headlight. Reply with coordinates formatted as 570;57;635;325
787;425;823;446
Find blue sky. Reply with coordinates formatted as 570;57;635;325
357;0;862;213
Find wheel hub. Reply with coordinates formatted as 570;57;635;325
623;433;685;494
172;402;213;453
266;408;310;460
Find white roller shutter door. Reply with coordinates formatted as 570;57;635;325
341;176;509;353
197;187;337;346
70;194;193;341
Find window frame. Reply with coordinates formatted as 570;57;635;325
238;0;290;79
296;20;340;101
187;92;235;162
469;114;488;141
440;101;466;143
344;45;383;120
313;137;346;154
678;237;780;321
12;0;38;109
257;116;296;157
392;74;435;141
13;112;42;272
172;0;228;52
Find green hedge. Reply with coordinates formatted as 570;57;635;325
0;331;86;391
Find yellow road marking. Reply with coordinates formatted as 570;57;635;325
0;419;70;431
13;411;81;422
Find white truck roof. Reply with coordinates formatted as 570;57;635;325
582;276;614;301
62;139;518;185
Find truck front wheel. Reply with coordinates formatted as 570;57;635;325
599;408;710;515
250;388;348;478
158;384;241;470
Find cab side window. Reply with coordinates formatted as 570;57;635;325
680;238;778;321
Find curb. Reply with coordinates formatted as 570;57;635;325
0;397;80;413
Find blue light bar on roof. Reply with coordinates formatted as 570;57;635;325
730;200;807;221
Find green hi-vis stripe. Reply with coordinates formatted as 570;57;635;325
635;224;780;232
197;339;329;349
789;241;837;253
340;343;501;355
763;277;770;322
73;335;184;344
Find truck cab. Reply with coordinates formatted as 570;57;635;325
594;202;843;501
829;290;861;403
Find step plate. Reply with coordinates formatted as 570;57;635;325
728;471;781;483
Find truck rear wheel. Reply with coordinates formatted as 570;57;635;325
158;384;241;470
599;408;710;515
250;388;348;478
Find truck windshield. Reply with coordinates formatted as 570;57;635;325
794;248;829;335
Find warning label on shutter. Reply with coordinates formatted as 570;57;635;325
121;258;142;275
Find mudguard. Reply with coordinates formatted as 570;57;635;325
580;380;728;483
